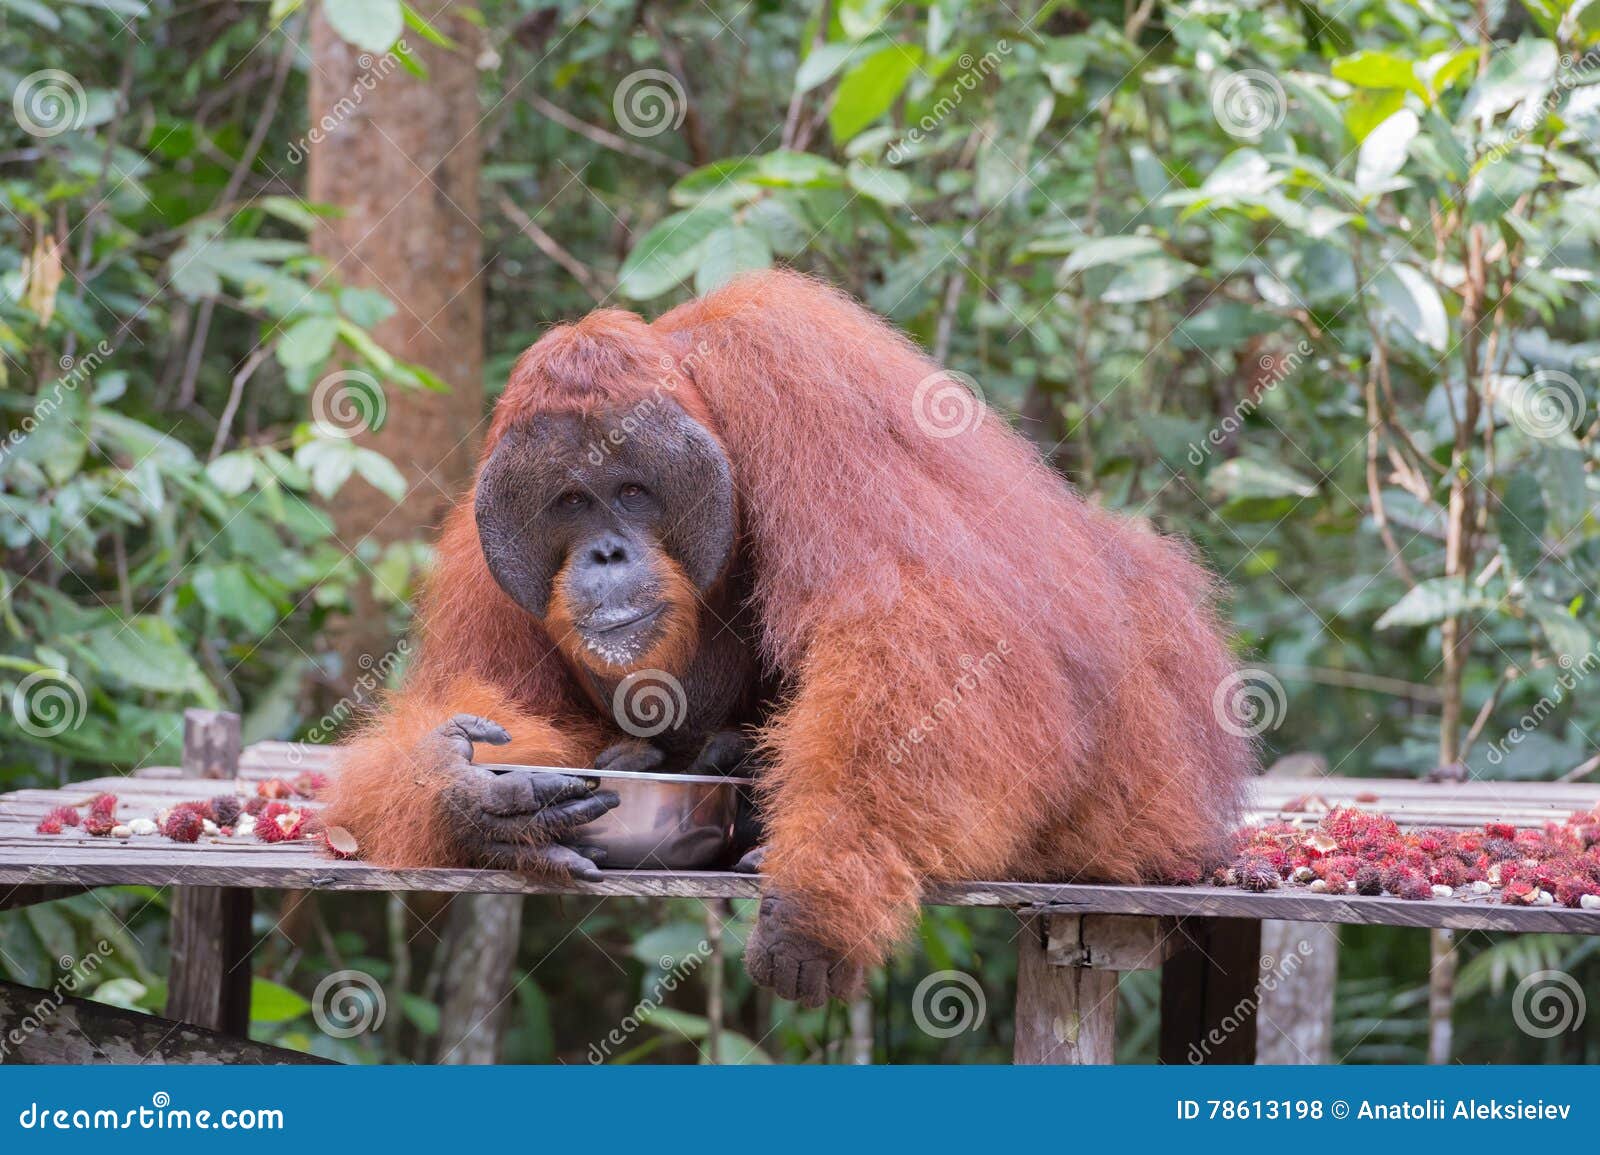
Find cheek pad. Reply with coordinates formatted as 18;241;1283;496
473;446;562;618
649;416;735;591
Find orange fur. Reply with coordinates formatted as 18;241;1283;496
328;269;1251;966
544;554;701;688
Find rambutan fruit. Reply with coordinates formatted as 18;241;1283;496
291;772;329;799
35;815;63;834
1235;857;1280;893
1485;822;1517;841
257;778;293;800
1353;866;1382;896
1395;870;1431;901
88;793;117;819
210;795;243;827
162;809;204;843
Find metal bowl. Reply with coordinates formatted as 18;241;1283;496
482;763;752;870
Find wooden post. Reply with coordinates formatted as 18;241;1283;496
1159;916;1263;1065
1014;913;1176;1064
166;710;253;1036
182;709;241;779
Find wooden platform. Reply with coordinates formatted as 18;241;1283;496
1;739;1597;933
3;720;1600;1066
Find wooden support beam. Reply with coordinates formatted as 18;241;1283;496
1015;912;1177;1064
166;709;254;1036
1159;916;1263;1065
0;980;329;1064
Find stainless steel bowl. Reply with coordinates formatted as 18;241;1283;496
482;764;752;870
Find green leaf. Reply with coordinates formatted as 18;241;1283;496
1099;255;1194;303
794;42;859;93
1528;601;1594;661
1208;458;1318;501
1461;38;1557;125
1355;108;1418;194
1375;579;1492;629
84;618;216;699
617;207;732;299
694;226;771;294
352;447;407;502
401;993;441;1036
1373;264;1448;351
846;160;912;205
322;0;403;53
752;151;846;188
1333;50;1426;98
192;565;278;634
249;978;312;1024
276;315;340;371
829;44;922;144
1497;471;1546;577
1061;235;1165;276
837;0;894;41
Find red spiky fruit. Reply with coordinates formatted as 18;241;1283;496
83;815;116;836
1235;857;1280;893
88;793;117;819
36;814;63;834
162;809;204;843
1353;866;1382;896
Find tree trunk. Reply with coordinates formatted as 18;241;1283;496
435;894;524;1064
308;0;485;688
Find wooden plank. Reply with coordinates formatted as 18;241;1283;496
0;980;329;1064
1048;913;1178;971
0;852;1596;932
1014;915;1117;1063
165;711;253;1036
1160;917;1263;1065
